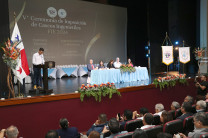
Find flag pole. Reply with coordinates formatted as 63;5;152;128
183;40;185;74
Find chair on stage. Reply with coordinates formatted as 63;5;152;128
124;119;143;132
163;119;183;135
183;116;194;135
144;125;163;138
152;115;160;125
200;133;208;138
114;132;133;138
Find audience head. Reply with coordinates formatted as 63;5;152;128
59;118;69;129
45;130;59;138
184;95;194;105
143;113;154;125
99;60;104;66
89;59;93;64
139;107;149;117
193;112;208;128
160;110;173;124
108;118;120;134
38;48;44;55
116;57;120;62
157;132;172;138
155;103;164;113
171;101;180;110
88;131;100;138
6;125;19;138
206;93;208;99
98;114;107;124
196;100;206;111
124;109;133;120
132;128;148;138
181;102;192;114
200;75;207;81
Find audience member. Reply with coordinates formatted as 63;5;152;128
170;101;180;111
0;129;6;138
176;102;193;121
154;103;164;116
118;110;133;131
56;118;80;138
178;112;208;138
113;57;122;69
141;113;154;129
133;107;149;120
196;100;207;112
87;114;107;136
206;93;208;103
88;131;100;138
157;132;172;138
6;125;19;138
132;128;148;138
107;60;115;69
184;95;194;105
45;130;59;138
101;118;127;138
195;75;208;101
160;110;173;125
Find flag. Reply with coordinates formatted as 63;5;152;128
162;46;173;65
11;23;30;84
179;47;190;64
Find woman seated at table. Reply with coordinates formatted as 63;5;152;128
98;60;105;69
107;59;115;69
127;58;133;67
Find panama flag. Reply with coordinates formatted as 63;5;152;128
11;23;30;84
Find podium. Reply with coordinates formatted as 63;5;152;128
30;61;55;94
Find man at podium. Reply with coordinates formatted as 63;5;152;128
32;48;45;90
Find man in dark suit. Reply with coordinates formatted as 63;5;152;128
177;102;193;121
196;100;207;112
56;118;80;138
87;59;95;77
117;109;133;131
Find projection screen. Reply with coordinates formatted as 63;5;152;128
8;0;127;67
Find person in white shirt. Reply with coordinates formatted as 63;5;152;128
32;48;45;90
140;113;154;129
113;57;122;69
154;103;164;117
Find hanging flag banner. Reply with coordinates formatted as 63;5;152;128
162;46;173;65
179;47;190;64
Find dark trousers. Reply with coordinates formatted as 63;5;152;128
33;66;41;86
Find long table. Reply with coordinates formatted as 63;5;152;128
90;67;149;84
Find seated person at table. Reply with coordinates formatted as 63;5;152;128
56;118;80;138
127;58;133;67
141;113;154;129
98;60;105;69
176;102;193;121
132;107;149;120
101;118;127;138
87;59;95;77
154;103;164;117
113;57;122;69
107;60;115;69
117;109;133;131
87;114;107;136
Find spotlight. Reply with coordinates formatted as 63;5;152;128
146;54;150;58
145;46;149;50
175;41;179;45
175;47;178;50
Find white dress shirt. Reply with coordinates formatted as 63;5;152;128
32;52;45;65
140;125;155;129
154;111;163;117
114;62;121;68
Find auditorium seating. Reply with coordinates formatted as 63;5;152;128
175;109;182;118
144;125;163;138
163;119;183;135
152;115;160;125
114;132;133;138
200;133;208;138
191;105;197;114
103;131;111;138
169;110;176;119
124;119;143;132
183;116;194;135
